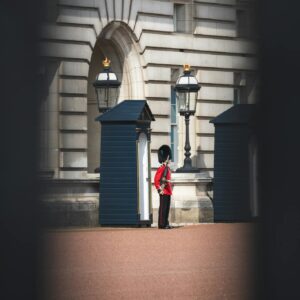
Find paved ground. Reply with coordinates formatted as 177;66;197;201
38;224;257;300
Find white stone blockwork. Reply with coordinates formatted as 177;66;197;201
57;7;102;35
59;79;88;95
196;136;215;151
195;4;235;21
60;62;90;78
123;0;132;23
151;135;170;150
195;0;235;4
145;83;171;98
140;0;173;15
115;0;123;21
197;153;214;169
96;0;109;26
60;170;88;179
139;33;256;54
196;102;232;117
147;100;170;116
40;24;96;47
144;66;171;82
199;86;233;101
194;20;236;37
60;151;88;168
150;153;160;169
60;133;87;149
60;97;87;112
128;0;173;29
197;70;234;85
106;0;115;22
151;117;170;133
143;49;257;70
39;42;92;61
196;119;215;134
60;115;87;131
134;14;174;38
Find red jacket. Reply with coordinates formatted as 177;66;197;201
154;164;172;195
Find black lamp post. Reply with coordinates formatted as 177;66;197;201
175;64;201;173
93;57;121;112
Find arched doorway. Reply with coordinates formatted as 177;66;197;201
87;22;145;173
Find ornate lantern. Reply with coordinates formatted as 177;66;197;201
93;57;121;112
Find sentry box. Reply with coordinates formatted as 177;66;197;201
96;100;155;226
210;104;257;222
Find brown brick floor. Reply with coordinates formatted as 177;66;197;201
38;224;258;300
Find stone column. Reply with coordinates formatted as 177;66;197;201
171;173;213;224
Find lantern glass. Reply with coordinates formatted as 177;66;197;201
95;86;119;112
188;90;198;114
108;87;118;107
177;92;187;114
176;90;198;115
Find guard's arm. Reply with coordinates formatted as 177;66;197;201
154;166;164;194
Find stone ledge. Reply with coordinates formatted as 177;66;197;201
174;197;212;208
40;178;99;184
39;178;99;196
152;207;214;224
40;197;99;227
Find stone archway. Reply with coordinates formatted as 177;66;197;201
87;21;145;173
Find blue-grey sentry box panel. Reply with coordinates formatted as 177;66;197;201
96;100;155;226
210;104;256;222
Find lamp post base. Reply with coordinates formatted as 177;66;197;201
176;166;201;173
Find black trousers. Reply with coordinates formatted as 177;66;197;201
158;194;171;228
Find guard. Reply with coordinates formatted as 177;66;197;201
154;145;173;229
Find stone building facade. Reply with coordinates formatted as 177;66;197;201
38;0;259;226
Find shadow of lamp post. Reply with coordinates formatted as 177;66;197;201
175;64;201;173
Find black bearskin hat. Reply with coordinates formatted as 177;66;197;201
158;145;172;163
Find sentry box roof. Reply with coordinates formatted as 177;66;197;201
95;100;155;123
210;104;256;125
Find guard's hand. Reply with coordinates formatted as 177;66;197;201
158;189;164;195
